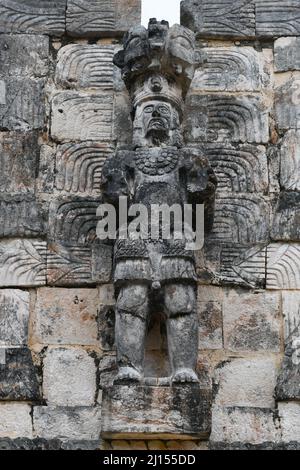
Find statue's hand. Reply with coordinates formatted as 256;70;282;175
185;152;217;200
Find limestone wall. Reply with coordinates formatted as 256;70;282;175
0;0;299;450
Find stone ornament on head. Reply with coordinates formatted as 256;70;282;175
114;19;196;148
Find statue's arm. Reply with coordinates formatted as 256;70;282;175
100;151;133;207
182;148;217;234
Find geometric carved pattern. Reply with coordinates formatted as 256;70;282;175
48;198;100;245
0;0;66;36
47;243;93;286
55;45;114;89
193;47;267;92
211;194;270;244
0;196;45;238
0;240;47;287
206;144;268;193
66;0;116;35
267;244;300;289
181;0;255;38
256;0;300;37
55;143;113;195
51;92;113;142
185;95;269;144
275;75;300;131
280;130;300;191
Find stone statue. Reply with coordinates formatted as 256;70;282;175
100;19;217;385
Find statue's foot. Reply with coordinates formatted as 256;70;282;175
114;367;143;384
172;368;199;384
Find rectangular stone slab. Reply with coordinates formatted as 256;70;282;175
101;385;212;440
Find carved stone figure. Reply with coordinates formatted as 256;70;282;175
101;19;217;385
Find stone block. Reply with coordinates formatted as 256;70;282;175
211;406;280;444
91;243;113;283
192;47;271;92
32;288;100;346
0;132;39;194
214;358;278;408
181;0;255;38
0;34;49;77
51;92;113;142
0;78;45;131
267;243;300;289
0;195;46;238
205;144;268;193
211;194;270;244
66;0;141;37
0;404;32;438
0;239;47;287
278;403;300;443
256;0;300;38
56;44;115;90
274;73;300;131
274;37;300;72
279;130;300;191
37;145;55;194
276;292;300;400
271;192;300;241
33;406;101;440
101;385;212;440
223;290;281;352
0;290;29;347
46;242;94;286
184;94;269;144
43;347;97;406
48;197;99;245
0;0;66;35
0;348;40;401
55;142;113;196
198;286;223;350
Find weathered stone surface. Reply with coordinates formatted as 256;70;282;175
0;239;46;287
193;47;271;92
98;306;116;352
184;95;269;144
205;144;268;193
32;288;99;346
46;242;95;286
279;130;300;191
0;78;45;131
56;44;115;90
267;243;300;289
214;358;278;408
101;385;212;439
0;348;40;401
66;0;141;37
37;145;55;194
0;0;66;35
0;404;32;438
274;37;300;72
43;347;97;406
198;286;223;350
211;406;280;444
276;292;300;400
55;142;113;195
0;195;45;238
279;403;300;442
0;34;49;77
0;290;29;347
181;0;255;38
48;198;99;245
223;290;281;352
51;92;113;142
211;194;270;244
271;192;300;241
256;0;300;38
0;132;38;194
91;243;113;283
274;73;300;131
33;406;101;440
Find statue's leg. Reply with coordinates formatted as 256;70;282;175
114;282;149;384
164;283;199;383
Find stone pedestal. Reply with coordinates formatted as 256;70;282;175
101;385;212;440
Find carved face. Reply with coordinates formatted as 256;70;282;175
142;101;172;139
166;26;195;78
